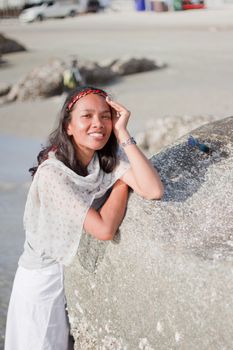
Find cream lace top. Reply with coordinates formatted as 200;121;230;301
18;148;130;268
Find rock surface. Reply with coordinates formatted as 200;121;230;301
136;114;221;154
65;116;233;350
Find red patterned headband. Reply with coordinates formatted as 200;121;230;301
66;88;108;111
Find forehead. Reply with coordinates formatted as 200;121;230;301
72;93;110;112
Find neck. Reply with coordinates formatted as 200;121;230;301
75;147;95;169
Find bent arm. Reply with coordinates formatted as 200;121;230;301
120;130;164;200
83;180;129;241
106;97;164;200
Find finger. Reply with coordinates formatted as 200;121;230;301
113;110;129;119
106;96;126;112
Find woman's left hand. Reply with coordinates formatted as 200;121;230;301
106;96;131;141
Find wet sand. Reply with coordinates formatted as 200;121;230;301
1;5;233;348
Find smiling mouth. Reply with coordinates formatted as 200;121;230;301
88;132;105;139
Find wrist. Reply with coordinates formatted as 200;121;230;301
121;136;137;148
116;130;131;144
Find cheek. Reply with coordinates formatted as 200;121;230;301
67;118;87;135
76;121;87;131
107;120;113;132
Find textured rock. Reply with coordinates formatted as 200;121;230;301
79;60;119;85
65;116;233;350
5;58;117;102
109;56;166;76
0;82;11;97
6;59;65;102
0;33;26;55
4;56;166;102
136;114;221;155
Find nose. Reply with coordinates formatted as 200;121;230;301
92;115;104;128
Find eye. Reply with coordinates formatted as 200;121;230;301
102;114;111;120
81;114;91;118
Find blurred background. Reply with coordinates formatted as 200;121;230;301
1;0;233;348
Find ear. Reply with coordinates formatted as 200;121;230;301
66;123;73;136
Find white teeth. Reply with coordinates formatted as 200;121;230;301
89;133;104;138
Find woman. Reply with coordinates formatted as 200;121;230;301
5;86;164;350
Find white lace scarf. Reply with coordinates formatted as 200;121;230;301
23;149;130;266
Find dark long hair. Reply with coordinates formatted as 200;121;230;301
29;86;118;177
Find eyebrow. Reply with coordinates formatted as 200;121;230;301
80;109;111;114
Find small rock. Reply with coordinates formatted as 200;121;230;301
110;56;166;76
0;82;11;97
79;60;119;85
7;59;65;101
0;33;26;55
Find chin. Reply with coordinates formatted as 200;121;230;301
89;139;109;150
92;143;107;151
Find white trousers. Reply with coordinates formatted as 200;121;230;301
5;263;70;350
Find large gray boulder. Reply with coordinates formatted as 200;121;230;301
65;116;233;349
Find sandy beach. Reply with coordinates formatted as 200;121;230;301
1;7;233;138
1;4;233;348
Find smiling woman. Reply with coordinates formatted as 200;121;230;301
29;86;119;177
66;93;113;167
4;85;163;350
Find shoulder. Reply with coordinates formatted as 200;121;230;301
37;159;60;177
38;152;71;177
36;157;83;192
36;158;70;188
